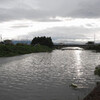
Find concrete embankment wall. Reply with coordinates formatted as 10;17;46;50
83;83;100;100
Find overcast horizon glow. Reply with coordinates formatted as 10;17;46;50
0;0;100;43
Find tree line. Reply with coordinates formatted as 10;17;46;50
31;36;53;48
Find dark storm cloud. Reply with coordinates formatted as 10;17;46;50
0;0;100;22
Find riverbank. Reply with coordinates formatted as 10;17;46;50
84;44;100;52
83;83;100;100
83;66;100;100
0;44;52;57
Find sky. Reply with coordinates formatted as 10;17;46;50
0;0;100;43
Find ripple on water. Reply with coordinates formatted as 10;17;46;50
0;48;100;100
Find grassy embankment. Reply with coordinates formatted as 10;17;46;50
0;44;52;57
85;44;100;52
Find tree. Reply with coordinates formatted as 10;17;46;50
86;41;94;45
31;36;53;48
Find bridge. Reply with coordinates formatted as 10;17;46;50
53;43;98;50
54;44;87;49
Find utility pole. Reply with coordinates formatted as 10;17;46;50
0;34;2;42
94;33;95;44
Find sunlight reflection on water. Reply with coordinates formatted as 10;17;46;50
74;50;83;77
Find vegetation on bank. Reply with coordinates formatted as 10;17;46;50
0;44;52;57
0;37;54;57
84;41;100;52
0;45;52;57
85;45;100;50
94;66;100;76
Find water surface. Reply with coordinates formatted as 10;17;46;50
0;48;100;100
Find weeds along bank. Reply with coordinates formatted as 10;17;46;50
0;44;52;57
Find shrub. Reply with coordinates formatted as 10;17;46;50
94;66;100;76
0;44;52;57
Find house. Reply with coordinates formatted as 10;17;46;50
4;40;12;45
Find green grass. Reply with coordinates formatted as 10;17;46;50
0;44;52;57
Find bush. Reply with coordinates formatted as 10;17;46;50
94;66;100;76
0;44;52;57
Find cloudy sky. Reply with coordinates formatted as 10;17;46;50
0;0;100;43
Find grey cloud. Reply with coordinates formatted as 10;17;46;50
12;25;29;28
70;0;100;18
0;7;49;22
0;0;100;22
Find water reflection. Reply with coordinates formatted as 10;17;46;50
74;50;83;77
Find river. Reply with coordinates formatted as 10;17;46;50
0;47;100;100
